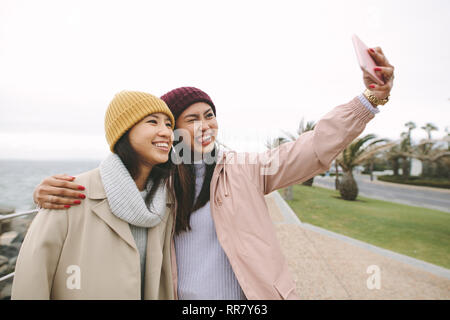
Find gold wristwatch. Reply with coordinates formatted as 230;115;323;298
363;89;389;106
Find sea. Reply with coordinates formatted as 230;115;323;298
0;159;101;212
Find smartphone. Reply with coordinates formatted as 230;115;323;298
352;34;384;85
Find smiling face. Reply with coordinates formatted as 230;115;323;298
176;102;218;154
128;112;174;167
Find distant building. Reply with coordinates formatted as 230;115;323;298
410;158;422;176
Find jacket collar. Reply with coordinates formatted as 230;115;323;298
87;168;107;200
86;167;173;251
91;199;138;251
85;169;135;250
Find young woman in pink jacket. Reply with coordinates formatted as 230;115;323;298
32;47;394;299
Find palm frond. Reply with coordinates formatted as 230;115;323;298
266;136;289;149
297;118;305;136
281;130;298;142
353;141;398;164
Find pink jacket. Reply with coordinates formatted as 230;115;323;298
170;97;375;299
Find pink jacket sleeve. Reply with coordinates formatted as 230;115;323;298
242;97;375;195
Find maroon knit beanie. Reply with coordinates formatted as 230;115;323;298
160;87;216;122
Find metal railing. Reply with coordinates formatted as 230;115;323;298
0;209;38;221
0;272;14;282
0;209;38;283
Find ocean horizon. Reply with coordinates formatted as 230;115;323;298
0;159;101;212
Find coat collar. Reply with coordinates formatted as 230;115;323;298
86;167;173;251
87;168;107;200
91;199;138;251
85;169;136;250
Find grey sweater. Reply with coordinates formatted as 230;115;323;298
129;190;150;298
174;162;246;300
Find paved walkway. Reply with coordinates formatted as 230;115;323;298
265;192;450;299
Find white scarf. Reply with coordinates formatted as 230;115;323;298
99;153;167;227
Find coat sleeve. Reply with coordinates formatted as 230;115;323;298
11;208;68;299
241;97;375;195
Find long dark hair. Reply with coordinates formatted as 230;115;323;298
114;130;173;206
170;145;217;234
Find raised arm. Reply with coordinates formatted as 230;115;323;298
243;46;394;194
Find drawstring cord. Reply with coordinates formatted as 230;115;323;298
213;151;230;207
223;153;229;197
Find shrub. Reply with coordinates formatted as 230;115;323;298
377;175;450;189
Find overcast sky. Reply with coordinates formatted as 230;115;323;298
1;0;449;160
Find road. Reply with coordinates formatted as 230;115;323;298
313;174;450;213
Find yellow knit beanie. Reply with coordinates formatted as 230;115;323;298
105;90;175;152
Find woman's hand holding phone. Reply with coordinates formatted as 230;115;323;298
364;46;395;101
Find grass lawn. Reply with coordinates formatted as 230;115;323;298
281;185;450;269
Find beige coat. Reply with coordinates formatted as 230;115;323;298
170;97;375;300
12;168;175;300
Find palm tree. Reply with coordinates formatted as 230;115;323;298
421;123;438;140
420;123;438;155
282;118;316;186
386;144;402;176
384;123;417;177
383;134;450;178
405;121;416;136
419;123;438;176
446;127;450;151
266;136;293;200
335;134;396;200
265;137;289;149
400;131;411;177
402;121;416;177
406;136;450;178
266;118;316;200
334;159;340;189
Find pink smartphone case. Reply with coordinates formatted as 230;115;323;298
352;34;384;85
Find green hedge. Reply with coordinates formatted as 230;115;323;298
319;173;342;177
377;175;450;189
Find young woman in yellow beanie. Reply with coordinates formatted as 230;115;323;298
12;91;176;299
32;47;395;300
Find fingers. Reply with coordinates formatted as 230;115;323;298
53;173;76;181
369;82;390;93
368;80;393;101
36;185;85;206
364;46;395;100
47;185;85;199
44;192;82;205
374;66;394;83
374;46;384;55
40;202;72;210
44;175;85;190
35;174;86;209
369;47;392;67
